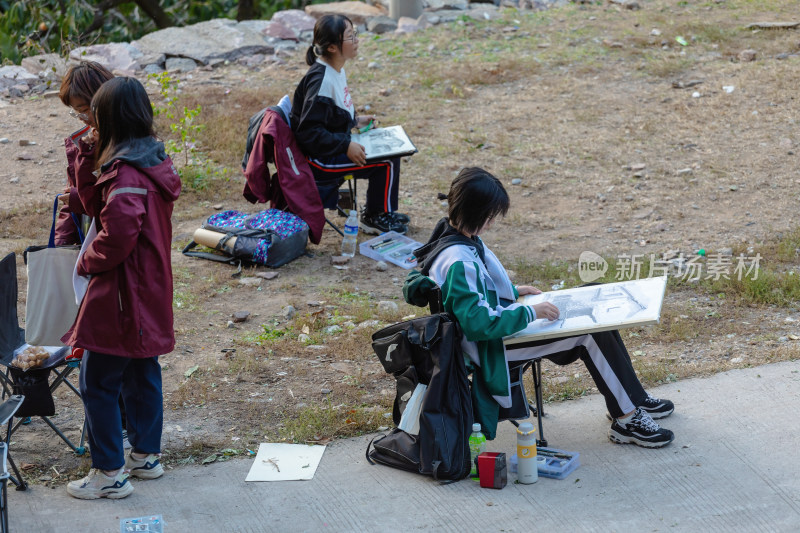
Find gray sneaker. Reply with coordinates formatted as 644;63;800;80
67;468;133;500
124;452;164;479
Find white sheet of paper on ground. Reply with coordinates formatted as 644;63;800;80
72;219;97;305
245;443;326;482
397;383;427;436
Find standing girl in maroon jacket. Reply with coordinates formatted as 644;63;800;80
63;77;181;500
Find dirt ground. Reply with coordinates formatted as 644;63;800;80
1;0;799;485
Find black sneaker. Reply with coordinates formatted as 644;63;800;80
390;212;410;224
640;394;674;419
360;212;407;235
608;407;674;448
606;394;674;421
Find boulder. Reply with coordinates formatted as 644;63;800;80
133;18;273;65
271;9;317;34
305;2;385;25
425;0;468;10
395;16;420;33
165;57;198;72
0;66;38;89
69;43;143;73
21;53;68;78
253;20;299;41
367;15;398;33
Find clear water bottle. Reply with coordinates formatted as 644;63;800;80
341;210;359;257
469;423;487;477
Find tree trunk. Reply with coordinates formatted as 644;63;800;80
133;0;173;29
237;0;261;21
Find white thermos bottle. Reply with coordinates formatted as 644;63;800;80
516;422;538;484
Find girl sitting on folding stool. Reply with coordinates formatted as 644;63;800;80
405;167;676;448
291;14;410;235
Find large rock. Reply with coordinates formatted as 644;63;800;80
424;0;468;10
0;66;38;89
367;15;398;33
133;18;273;65
70;43;143;73
305;2;385;25
21;53;68;78
271;9;317;34
165;57;198;72
240;19;299;41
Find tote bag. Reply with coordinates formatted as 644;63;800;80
23;197;83;346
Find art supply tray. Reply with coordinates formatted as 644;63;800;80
536;447;580;480
359;231;422;269
509;447;580;480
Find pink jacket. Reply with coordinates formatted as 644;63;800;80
243;108;325;244
62;137;181;357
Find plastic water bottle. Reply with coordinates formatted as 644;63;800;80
516;422;538;484
469;423;487;477
341;210;358;257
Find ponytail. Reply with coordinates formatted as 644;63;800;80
305;45;316;66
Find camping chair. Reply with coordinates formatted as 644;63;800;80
0;252;87;489
314;172;358;237
426;286;549;446
0;395;24;501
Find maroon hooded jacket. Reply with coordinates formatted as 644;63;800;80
243;108;325;244
62;137;181;358
54;125;91;245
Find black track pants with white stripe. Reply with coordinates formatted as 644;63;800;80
308;153;401;214
504;329;648;418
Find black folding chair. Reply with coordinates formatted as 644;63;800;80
0;252;87;490
0;395;23;510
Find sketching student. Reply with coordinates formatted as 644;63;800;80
62;77;181;499
404;167;675;447
291;14;410;235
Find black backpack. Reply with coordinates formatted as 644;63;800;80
367;300;473;482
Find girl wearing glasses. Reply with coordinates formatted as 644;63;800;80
56;61;113;245
291;14;411;235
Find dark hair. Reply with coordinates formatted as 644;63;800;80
91;77;155;169
448;167;510;235
305;14;353;65
58;61;114;107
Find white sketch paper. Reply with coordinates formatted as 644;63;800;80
245;443;326;482
504;277;667;345
351;125;417;161
72;218;97;305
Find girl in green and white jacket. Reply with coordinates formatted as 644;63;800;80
405;167;675;448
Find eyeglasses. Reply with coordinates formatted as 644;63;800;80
69;109;89;121
343;30;359;44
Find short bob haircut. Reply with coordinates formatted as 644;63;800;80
58;61;113;108
447;167;510;236
90;77;155;169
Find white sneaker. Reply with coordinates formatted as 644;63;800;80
124;452;164;479
67;468;133;500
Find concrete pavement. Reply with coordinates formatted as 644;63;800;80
11;360;800;532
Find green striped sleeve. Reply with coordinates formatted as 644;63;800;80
441;261;534;342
